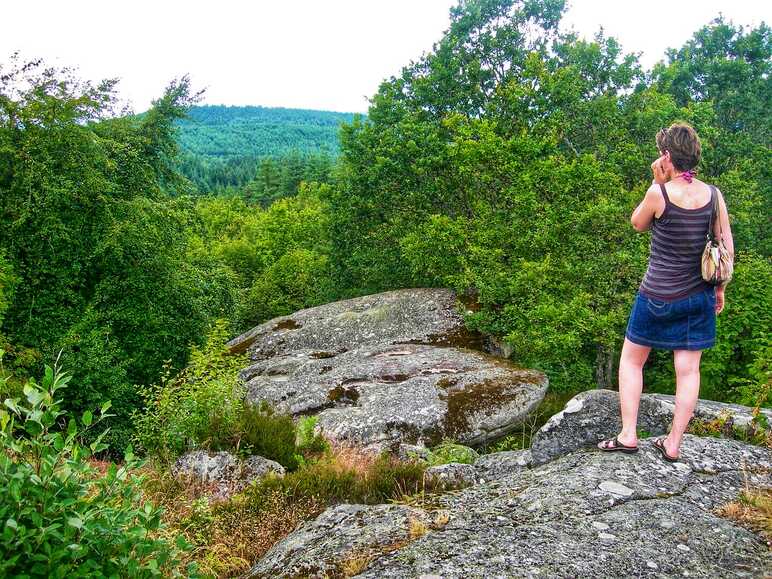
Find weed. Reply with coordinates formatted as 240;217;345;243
714;463;772;544
425;440;479;466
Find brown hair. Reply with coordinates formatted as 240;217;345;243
656;122;701;172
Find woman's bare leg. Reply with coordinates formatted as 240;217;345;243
663;349;702;457
599;337;651;448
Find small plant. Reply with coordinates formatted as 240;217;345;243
235;401;299;469
296;414;329;455
425;440;479;466
687;409;771;448
714;463;772;543
0;351;194;577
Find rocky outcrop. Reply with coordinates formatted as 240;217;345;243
245;504;442;578
171;450;284;499
250;435;772;578
227;288;481;357
530;389;772;465
232;288;548;449
240;341;546;448
424;462;481;488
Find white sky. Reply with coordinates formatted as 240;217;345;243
1;1;769;114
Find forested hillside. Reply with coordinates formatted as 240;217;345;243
175;105;356;192
0;0;770;575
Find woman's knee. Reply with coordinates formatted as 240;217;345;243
674;350;702;378
620;338;651;369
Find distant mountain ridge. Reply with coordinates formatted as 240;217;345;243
177;104;362;160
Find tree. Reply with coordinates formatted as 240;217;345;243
0;56;234;452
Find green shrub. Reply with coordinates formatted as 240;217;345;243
0;352;194;577
295;415;330;455
132;319;248;463
250;451;437;507
234;402;299;470
360;455;433;503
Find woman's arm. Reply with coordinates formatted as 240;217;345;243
713;187;733;314
713;187;734;256
631;185;664;232
631;155;669;232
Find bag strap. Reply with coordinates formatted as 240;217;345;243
659;183;670;204
707;185;721;242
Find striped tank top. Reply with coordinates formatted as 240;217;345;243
639;183;714;301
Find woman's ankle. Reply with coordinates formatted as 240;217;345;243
618;430;638;444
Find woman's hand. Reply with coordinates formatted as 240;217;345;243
715;285;725;315
650;155;668;185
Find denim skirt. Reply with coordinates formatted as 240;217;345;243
625;287;716;350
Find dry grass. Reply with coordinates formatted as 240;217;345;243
327;443;380;475
140;466;325;577
716;488;772;547
340;549;377;577
408;516;428;539
714;464;772;549
137;444;445;577
433;510;451;528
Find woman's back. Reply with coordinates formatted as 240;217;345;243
639;180;715;301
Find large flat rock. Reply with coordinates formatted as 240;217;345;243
227;287;482;358
530;389;772;465
250;435;772;578
240;342;547;448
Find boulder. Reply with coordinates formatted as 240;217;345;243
227;288;482;358
245;504;437;578
239;341;547;448
249;435;772;578
530;389;772;465
172;450;284;499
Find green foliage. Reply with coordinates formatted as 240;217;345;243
234;403;299;470
133;321;329;470
0;57;236;453
133;320;248;463
190;182;337;333
424;441;479;466
0;353;194;577
295;415;329;455
328;1;771;400
0;253;15;329
687;407;771;448
174;105;349;193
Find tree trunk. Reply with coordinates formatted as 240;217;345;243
595;344;615;389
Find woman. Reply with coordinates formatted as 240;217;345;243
597;122;734;461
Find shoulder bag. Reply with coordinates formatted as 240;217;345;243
701;185;733;285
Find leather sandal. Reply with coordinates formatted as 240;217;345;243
652;437;679;462
597;436;639;453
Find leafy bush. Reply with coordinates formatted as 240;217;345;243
296;415;330;455
234;402;299;469
141;447;440;577
132;319;248;463
0;352;194;577
133;320;330;470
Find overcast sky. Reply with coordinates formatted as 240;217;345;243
1;1;769;114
